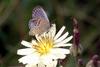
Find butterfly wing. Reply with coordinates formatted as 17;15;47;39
32;6;49;22
29;18;39;29
29;6;50;36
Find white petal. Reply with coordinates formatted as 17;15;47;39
37;62;46;67
35;35;43;43
21;40;32;47
46;60;58;67
52;60;58;67
58;36;73;44
35;35;40;41
49;50;66;59
48;32;51;39
18;53;39;64
17;48;36;55
54;43;72;47
42;32;46;37
53;53;66;59
51;48;70;55
25;64;37;67
48;24;56;38
54;32;69;43
54;26;65;40
40;54;57;65
41;56;52;65
32;40;38;45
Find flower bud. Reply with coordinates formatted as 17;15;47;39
78;58;83;66
86;55;100;67
70;44;83;57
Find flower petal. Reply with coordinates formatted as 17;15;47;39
17;48;36;55
41;56;53;65
49;50;66;59
54;32;69;43
18;53;39;64
58;36;73;44
48;24;56;38
25;64;37;67
21;40;32;47
32;40;38;45
35;35;40;42
54;26;65;40
53;53;66;59
25;57;58;67
46;60;58;67
51;48;70;55
37;62;47;67
54;43;72;47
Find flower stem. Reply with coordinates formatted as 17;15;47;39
73;17;80;67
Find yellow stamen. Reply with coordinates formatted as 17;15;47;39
33;36;53;55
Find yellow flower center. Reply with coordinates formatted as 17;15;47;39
33;36;53;55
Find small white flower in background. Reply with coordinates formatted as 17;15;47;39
17;24;73;67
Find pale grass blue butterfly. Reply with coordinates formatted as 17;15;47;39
29;6;50;36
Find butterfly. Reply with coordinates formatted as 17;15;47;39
29;6;50;36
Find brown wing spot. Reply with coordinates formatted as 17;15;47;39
36;18;41;26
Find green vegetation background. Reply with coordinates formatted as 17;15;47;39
0;0;100;67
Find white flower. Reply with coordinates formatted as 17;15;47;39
17;24;73;67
